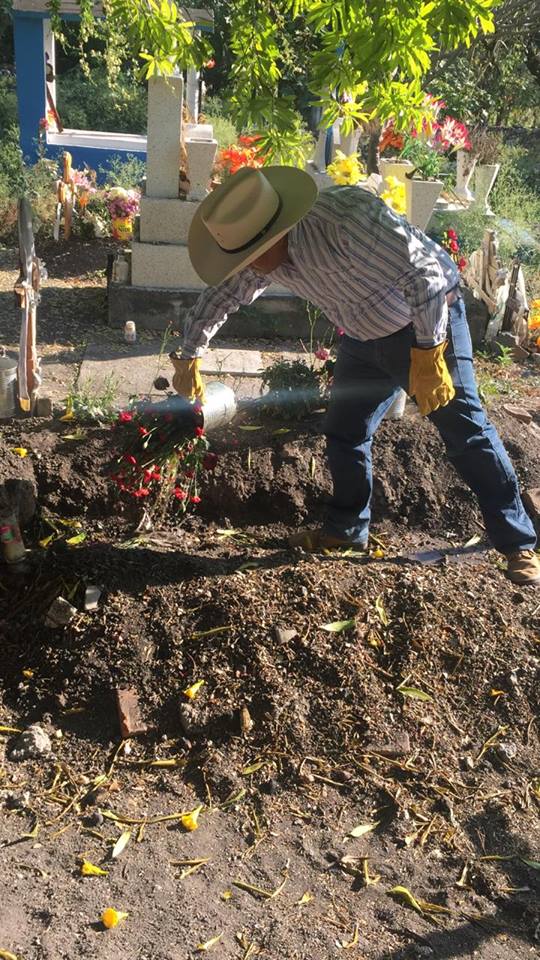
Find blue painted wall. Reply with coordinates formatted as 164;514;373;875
12;9;147;174
13;12;46;163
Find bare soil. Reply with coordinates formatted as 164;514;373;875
1;398;540;960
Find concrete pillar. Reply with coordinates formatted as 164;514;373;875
186;137;218;201
146;76;183;198
186;67;200;121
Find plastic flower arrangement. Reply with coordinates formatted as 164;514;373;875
439;227;467;272
108;400;218;512
217;134;266;176
326;150;366;186
380;176;406;215
106;187;140;220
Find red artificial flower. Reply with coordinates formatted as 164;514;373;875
195;426;205;438
151;470;161;480
447;229;458;240
143;470;153;484
202;452;218;471
449;239;459;253
138;426;149;436
458;257;468;270
173;487;187;500
118;411;133;423
136;487;151;497
123;454;137;465
190;495;201;504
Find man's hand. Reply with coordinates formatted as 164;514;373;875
409;342;455;416
170;354;206;404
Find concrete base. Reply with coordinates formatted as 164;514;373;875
131;241;203;289
108;280;332;341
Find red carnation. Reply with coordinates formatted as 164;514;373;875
173;487;187;500
123;454;137;465
118;411;133;423
449;239;459;253
195;426;205;438
138;426;149;436
447;229;458;240
458;257;467;270
190;495;201;504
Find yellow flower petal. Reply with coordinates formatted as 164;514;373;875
11;447;28;458
102;907;128;929
81;859;108;877
183;680;205;700
181;804;203;832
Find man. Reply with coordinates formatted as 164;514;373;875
174;165;539;586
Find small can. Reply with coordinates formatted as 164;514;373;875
124;320;137;344
0;515;26;564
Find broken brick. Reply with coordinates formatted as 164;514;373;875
116;687;148;738
523;487;540;523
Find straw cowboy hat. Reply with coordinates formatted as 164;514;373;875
188;166;317;285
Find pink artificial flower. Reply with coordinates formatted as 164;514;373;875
315;346;330;361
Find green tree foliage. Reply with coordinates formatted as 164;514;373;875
46;0;499;158
428;0;540;125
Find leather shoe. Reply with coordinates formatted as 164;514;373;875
505;549;540;585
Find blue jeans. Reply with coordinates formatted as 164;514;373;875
324;297;537;553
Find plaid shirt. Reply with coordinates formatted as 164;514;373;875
182;185;459;358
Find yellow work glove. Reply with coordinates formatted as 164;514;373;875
409;342;455;416
170;355;206;404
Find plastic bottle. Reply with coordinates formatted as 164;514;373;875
124;321;137;344
0;514;26;564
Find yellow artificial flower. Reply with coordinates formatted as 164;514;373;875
183;680;205;700
326;150;366;187
181;804;203;832
102;907;128;929
81;859;108;877
11;447;28;458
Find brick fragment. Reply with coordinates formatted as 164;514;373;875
116;687;148;738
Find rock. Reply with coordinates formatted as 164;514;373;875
10;724;52;761
84;585;102;611
35;396;53;418
409;947;434;959
45;596;77;628
523;488;540;522
273;625;298;644
364;731;411;757
116;686;148;738
84;808;104;827
502;404;532;424
493;332;528;362
239;705;254;735
496;740;518;763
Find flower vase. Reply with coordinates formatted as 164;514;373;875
455;150;477;203
405;178;443;231
111;217;133;241
339;128;361;158
472;163;500;216
379;159;414;190
185;138;218;202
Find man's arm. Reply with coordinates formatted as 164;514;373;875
400;229;450;348
181;268;270;358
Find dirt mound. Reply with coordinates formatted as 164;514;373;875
1;403;539;960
